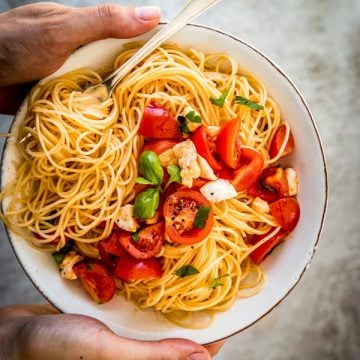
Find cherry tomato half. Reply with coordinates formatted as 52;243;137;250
216;118;242;169
143;139;178;155
114;256;163;282
270;197;300;232
269;124;295;159
139;101;180;139
163;190;213;245
248;166;289;202
249;229;288;264
191;126;222;171
74;261;116;304
231;148;264;192
118;223;164;259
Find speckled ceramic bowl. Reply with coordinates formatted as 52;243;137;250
1;24;327;344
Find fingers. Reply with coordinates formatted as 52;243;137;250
101;333;211;360
69;5;161;45
205;340;226;357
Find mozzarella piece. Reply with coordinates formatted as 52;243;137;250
200;179;237;203
251;197;270;213
59;251;83;280
173;140;201;188
285;167;298;196
115;204;139;232
207;126;221;137
158;148;177;167
197;155;217;180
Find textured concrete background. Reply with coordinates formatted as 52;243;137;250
0;0;359;359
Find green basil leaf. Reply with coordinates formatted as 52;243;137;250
209;274;230;289
186;111;202;123
138;150;163;185
52;240;74;265
135;177;155;185
166;165;182;188
133;187;160;219
86;262;93;271
52;252;64;265
175;265;200;278
235;96;264;110
193;205;211;229
132;229;141;242
178;115;191;134
210;87;230;108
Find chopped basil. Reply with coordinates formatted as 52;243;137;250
133;187;160;219
186;110;202;123
165;165;182;188
138;150;163;185
86;262;93;270
175;265;200;278
131;229;141;242
178;115;191;134
51;241;74;265
235;96;264;110
210;87;230;107
135;177;155;185
193;205;211;229
209;274;230;289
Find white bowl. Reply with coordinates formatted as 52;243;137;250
1;24;327;344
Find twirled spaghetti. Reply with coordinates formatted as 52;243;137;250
1;42;299;329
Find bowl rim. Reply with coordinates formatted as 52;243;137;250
1;22;328;344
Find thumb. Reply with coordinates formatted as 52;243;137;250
103;333;211;360
69;4;161;45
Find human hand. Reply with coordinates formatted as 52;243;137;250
0;304;224;360
0;2;161;114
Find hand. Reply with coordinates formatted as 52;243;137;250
0;2;161;114
0;304;224;360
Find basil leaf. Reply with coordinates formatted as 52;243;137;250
86;262;93;271
178;115;191;134
51;240;74;265
235;96;264;110
135;177;155;185
210;87;230;107
193;205;211;229
138;150;163;185
166;165;182;188
186;111;202;123
175;265;200;278
132;229;141;242
133;187;160;219
209;274;230;289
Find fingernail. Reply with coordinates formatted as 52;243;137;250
187;352;211;360
135;6;161;21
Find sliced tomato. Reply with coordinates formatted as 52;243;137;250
191;126;222;171
175;178;209;191
139;101;180;139
98;231;125;257
248;166;289;202
163;190;213;245
114;256;162;282
269;124;295;159
270;197;300;232
217;166;233;180
216;118;242;169
117;223;164;259
231;148;264;192
143;139;178;155
74;261;116;304
249;229;288;264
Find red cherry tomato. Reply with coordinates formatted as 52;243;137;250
248;166;289;202
249;229;288;264
269;124;295;159
217;166;233;180
231;148;264;191
270;197;300;232
216;118;242;169
191;126;222;171
143;139;178;155
98;231;126;257
163;190;213;245
139;101;180;139
117;223;164;259
74;261;116;304
114;256;162;282
175;178;209;191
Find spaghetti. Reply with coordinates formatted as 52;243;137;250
0;43;298;329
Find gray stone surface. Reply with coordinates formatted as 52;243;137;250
0;0;359;359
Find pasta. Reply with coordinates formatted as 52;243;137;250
0;43;299;329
